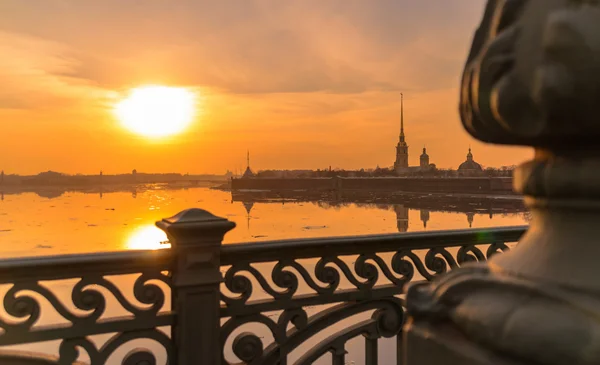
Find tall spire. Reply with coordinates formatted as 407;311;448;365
247;149;250;169
400;93;405;141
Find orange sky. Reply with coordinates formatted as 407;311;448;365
0;0;531;175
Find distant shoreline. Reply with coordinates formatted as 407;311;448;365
0;181;224;198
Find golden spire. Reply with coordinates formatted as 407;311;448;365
400;93;405;139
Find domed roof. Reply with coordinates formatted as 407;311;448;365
458;148;483;171
420;147;429;158
458;160;483;171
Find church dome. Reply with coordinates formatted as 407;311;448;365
420;147;429;158
458;160;483;171
458;148;483;171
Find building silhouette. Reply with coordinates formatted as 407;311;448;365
420;148;429;169
392;94;435;175
394;93;409;173
466;212;475;228
420;209;430;229
458;148;484;176
394;204;409;232
242;201;254;229
242;150;255;179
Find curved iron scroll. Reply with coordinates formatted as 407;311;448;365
221;297;404;365
222;243;511;310
59;328;172;365
0;271;174;364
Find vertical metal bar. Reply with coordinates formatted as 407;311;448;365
332;348;347;365
365;337;378;365
396;333;403;365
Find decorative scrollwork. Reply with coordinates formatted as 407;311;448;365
277;308;308;332
59;328;172;365
354;254;380;289
133;272;168;315
221;298;404;365
221;241;513;312
391;249;418;281
487;241;510;258
219;234;519;364
0;270;172;364
271;261;299;298
232;332;264;363
223;264;253;304
457;245;486;265
123;349;159;365
314;257;341;293
3;283;41;330
425;247;458;275
220;313;280;365
372;303;403;338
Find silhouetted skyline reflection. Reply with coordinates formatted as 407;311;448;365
0;186;528;258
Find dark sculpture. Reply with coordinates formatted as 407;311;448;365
404;1;600;364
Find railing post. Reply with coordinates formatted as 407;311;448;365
157;208;235;365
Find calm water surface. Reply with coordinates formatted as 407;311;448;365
0;186;528;257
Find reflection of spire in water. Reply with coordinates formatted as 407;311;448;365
132;188;137;199
394;204;409;233
242;201;255;229
100;191;103;199
420;209;430;229
467;212;475;228
1;192;3;201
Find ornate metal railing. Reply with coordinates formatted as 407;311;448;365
0;249;174;364
0;208;527;365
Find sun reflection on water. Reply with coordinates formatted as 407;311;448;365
126;225;170;250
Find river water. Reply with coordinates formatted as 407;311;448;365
0;186;528;364
0;186;528;257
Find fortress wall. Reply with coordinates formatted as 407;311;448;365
232;177;515;195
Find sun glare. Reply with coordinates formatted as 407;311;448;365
114;85;196;138
126;225;170;250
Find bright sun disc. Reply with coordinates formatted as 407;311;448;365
115;85;196;138
126;225;170;250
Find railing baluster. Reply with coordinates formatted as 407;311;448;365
332;348;346;365
396;334;403;365
365;336;378;365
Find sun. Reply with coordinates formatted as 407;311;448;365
126;225;170;250
114;85;197;138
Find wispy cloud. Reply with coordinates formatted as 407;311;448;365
0;31;110;111
0;0;485;95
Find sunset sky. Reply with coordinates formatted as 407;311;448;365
0;0;531;175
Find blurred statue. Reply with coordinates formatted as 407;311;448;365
404;1;600;364
461;0;600;147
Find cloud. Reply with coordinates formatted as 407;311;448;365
0;31;111;111
0;0;486;95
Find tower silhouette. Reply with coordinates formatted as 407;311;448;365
394;93;409;173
